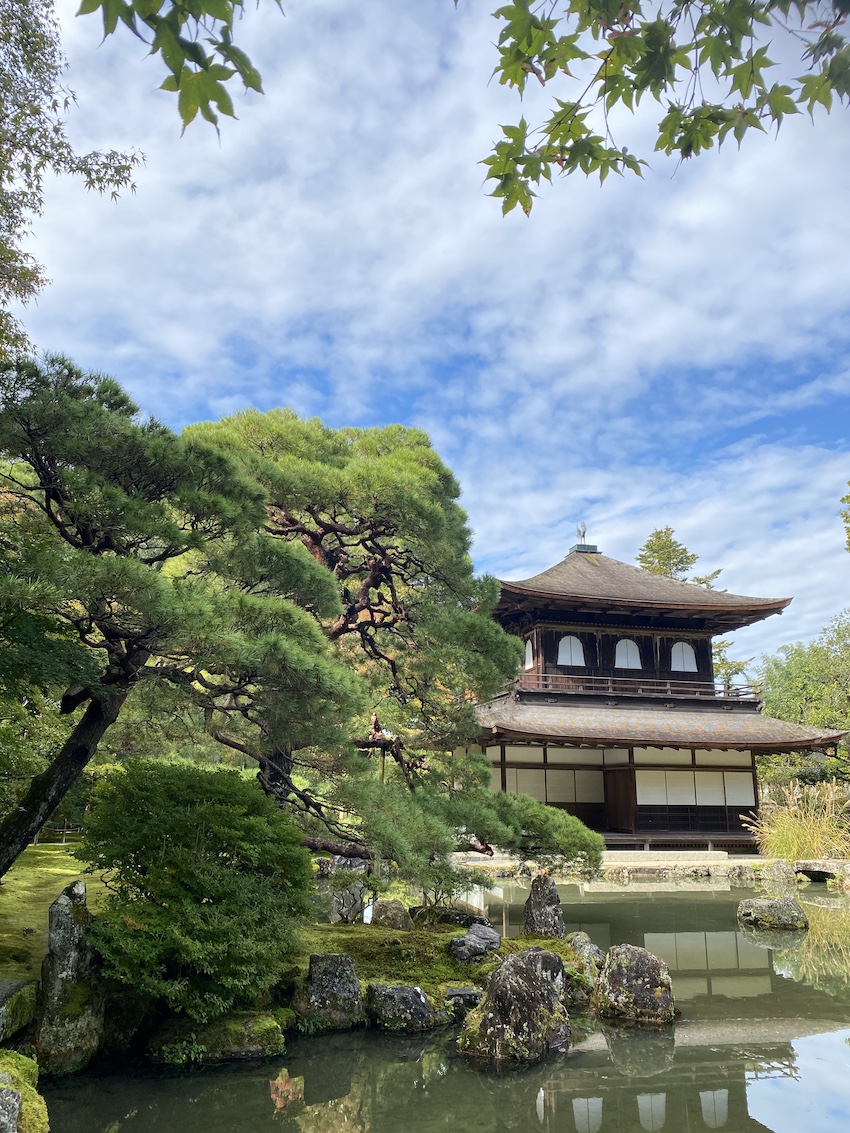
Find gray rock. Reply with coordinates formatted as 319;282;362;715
458;949;570;1064
728;863;759;886
759;859;797;892
795;859;850;883
449;922;502;963
565;931;605;988
370;900;413;931
316;856;369;924
0;1087;21;1133
35;881;105;1075
444;986;483;1016
408;907;492;928
523;874;566;938
365;984;447;1032
737;896;809;931
594;944;675;1024
0;980;38;1043
297;954;365;1030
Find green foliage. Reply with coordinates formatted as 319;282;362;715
483;0;848;211
760;610;850;753
79;760;314;1021
636;525;718;583
0;0;140;355
743;778;850;859
0;357;364;870
712;638;752;694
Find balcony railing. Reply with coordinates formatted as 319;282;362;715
515;672;760;701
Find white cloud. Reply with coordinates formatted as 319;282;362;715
13;0;850;670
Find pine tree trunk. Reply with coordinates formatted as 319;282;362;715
0;690;129;879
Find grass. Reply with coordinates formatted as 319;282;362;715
744;779;850;860
0;845;107;980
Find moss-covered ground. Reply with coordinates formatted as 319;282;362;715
0;846;106;980
297;923;584;1000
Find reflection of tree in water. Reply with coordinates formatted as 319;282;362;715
270;1028;802;1133
774;900;850;999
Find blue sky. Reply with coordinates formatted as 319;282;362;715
16;0;850;665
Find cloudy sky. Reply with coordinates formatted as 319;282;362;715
18;0;850;665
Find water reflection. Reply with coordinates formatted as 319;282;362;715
44;885;850;1133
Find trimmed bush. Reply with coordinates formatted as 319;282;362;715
79;760;313;1022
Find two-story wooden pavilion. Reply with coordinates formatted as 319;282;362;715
471;541;845;850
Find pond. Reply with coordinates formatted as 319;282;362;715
44;881;850;1133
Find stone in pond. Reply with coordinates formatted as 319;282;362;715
737;896;808;932
296;954;365;1030
523;874;566;938
458;950;570;1065
35;881;106;1075
365;985;447;1032
593;944;675;1024
565;931;605;987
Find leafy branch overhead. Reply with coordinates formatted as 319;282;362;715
75;0;849;217
484;0;850;212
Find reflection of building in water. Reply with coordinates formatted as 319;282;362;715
489;889;776;1002
534;1044;793;1133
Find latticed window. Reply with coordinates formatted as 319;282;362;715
557;635;585;666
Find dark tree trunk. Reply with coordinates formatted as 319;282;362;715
300;836;374;859
0;690;129;879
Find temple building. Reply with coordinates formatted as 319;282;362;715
472;541;845;850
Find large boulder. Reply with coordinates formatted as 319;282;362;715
295;954;365;1030
365;985;447;1032
523;874;566;938
370;900;413;931
34;881;105;1075
737;896;809;932
449;923;501;963
458;949;570;1065
315;856;369;924
593;944;675;1024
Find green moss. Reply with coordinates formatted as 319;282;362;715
0;1051;49;1133
57;980;94;1021
148;1010;287;1065
3;982;38;1037
292;925;584;1006
0;845;107;980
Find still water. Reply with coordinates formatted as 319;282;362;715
45;882;850;1133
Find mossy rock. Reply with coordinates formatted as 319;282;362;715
0;982;39;1042
147;1010;289;1066
0;1050;49;1133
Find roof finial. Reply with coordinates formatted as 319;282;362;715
576;521;587;544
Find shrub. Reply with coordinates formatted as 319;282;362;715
79;760;313;1022
743;779;850;860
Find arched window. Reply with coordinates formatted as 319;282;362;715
557;635;585;666
615;639;642;669
524;639;534;670
671;641;698;672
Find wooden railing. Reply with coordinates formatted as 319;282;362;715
515;672;760;700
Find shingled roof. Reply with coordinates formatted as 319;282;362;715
477;695;845;752
496;549;790;630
